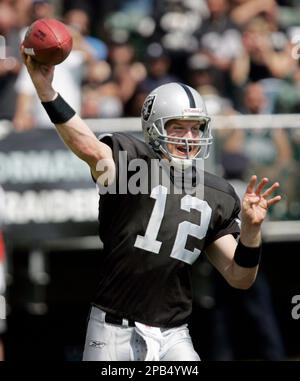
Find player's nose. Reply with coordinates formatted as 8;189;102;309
184;128;194;138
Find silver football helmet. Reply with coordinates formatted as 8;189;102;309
141;82;213;165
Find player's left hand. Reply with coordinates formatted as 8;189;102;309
241;175;281;227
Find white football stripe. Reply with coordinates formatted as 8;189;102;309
24;48;35;56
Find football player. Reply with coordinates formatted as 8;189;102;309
21;49;281;361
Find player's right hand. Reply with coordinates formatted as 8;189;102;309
20;45;57;102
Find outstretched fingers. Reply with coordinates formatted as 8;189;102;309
246;176;280;198
246;175;257;194
255;177;269;195
262;182;280;198
267;195;282;207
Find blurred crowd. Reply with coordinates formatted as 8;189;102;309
1;0;300;121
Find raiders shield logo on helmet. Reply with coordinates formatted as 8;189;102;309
142;95;156;121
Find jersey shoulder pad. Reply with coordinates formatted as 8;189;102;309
204;171;240;203
99;132;155;161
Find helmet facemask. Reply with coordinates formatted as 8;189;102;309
147;116;212;163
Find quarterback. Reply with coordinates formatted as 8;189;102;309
21;48;281;361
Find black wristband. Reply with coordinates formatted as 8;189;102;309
234;240;262;268
41;93;76;124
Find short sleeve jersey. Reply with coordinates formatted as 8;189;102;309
93;133;240;327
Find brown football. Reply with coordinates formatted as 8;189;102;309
23;18;73;65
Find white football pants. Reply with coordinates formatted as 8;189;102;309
82;306;200;361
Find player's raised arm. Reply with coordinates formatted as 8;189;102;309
206;176;281;289
20;47;115;184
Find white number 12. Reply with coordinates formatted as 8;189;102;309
134;185;212;264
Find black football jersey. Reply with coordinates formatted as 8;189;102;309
93;133;240;327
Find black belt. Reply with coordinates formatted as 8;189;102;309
105;312;135;327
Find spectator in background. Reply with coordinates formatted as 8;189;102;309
32;0;54;20
242;82;293;186
187;53;216;90
125;42;178;116
186;52;235;114
64;7;108;60
0;2;22;122
151;0;207;80
229;0;278;27
81;60;124;118
229;0;300;31
217;82;294;219
14;0;37;29
102;0;155;41
274;61;300;115
231;17;295;87
108;39;146;106
221;82;293;185
274;59;300;218
194;0;243;99
31;0;55;20
138;42;178;93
